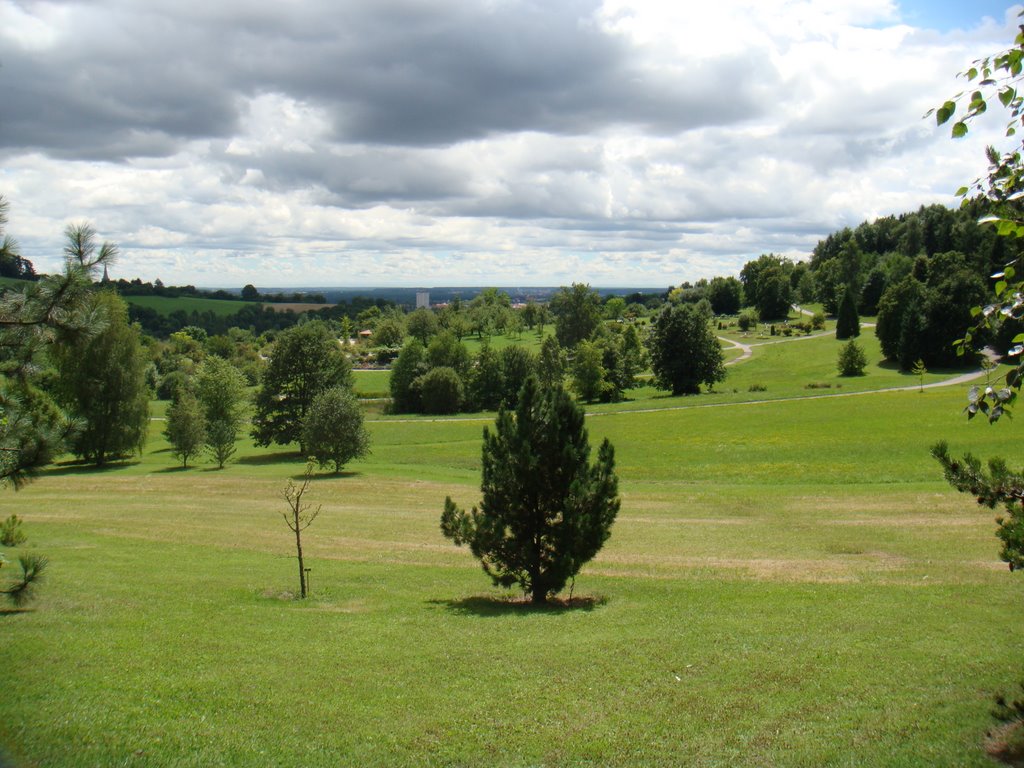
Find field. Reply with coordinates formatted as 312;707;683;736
3;333;1024;766
122;294;260;318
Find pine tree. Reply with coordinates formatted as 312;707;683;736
835;284;861;340
441;378;620;604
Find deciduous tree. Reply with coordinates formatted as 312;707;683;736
197;356;248;468
164;390;206;467
551;283;602;348
301;387;370;473
252;321;352;453
646;303;725;395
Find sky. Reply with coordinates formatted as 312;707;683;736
0;0;1022;288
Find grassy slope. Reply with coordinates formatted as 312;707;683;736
122;294;260;318
3;365;1024;765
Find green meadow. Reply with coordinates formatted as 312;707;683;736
3;334;1024;766
122;294;260;317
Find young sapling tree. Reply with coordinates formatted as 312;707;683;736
282;460;321;599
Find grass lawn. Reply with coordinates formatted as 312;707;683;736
3;376;1024;765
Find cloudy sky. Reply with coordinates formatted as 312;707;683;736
0;0;1021;288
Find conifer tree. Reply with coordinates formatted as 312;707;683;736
835;284;861;340
441;378;620;604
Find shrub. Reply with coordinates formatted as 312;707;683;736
737;309;758;332
748;383;767;392
837;340;868;377
811;312;826;330
416;366;464;415
0;514;27;547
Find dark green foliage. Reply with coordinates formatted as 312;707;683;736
373;316;406;348
469;342;503;412
164;391;206;467
406;308;439;345
389;340;427;413
740;254;793;315
498;345;536;408
0;514;26;546
835;285;860;340
53;291;150;466
551;283;602;348
440;378;620;604
875;276;926;362
0;385;74;489
240;284;259;301
252;321;352;452
706;276;742;315
571;340;606;402
737;308;758;332
0;203;114;486
756;268;793;321
536;336;566;390
837;340;867;377
301;387;370;473
933;442;1024;571
426;331;471;378
859;268;887;315
416;367;464;415
646;303;726;396
196;356;248;468
1;553;47;607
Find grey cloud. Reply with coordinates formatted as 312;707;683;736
1;0;776;159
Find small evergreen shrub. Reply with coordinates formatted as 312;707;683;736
837;340;868;376
0;515;27;547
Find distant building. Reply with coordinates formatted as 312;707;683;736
416;291;430;309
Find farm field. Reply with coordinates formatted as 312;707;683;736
3;352;1024;765
122;294;260;317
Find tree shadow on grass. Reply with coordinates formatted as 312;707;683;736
39;459;138;478
428;593;607;617
0;607;37;617
235;450;304;467
294;470;363;482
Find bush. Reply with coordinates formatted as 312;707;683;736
0;514;27;547
737;309;758;332
837;340;868;376
416;366;464;415
748;383;767;392
811;312;826;330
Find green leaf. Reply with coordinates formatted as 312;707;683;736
1001;87;1017;107
952;121;968;138
955;186;969;197
996;280;1008;296
967;67;979;80
936;101;955;125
